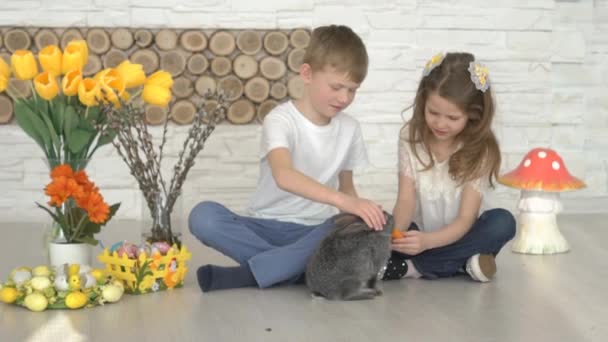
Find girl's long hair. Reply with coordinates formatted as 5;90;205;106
403;52;500;187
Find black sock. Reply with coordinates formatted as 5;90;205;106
382;252;409;281
196;264;258;292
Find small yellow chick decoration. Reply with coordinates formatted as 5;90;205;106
67;264;83;291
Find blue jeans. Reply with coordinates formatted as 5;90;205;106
396;208;516;279
188;201;335;288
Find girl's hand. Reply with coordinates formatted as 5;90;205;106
391;230;428;255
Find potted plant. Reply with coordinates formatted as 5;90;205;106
39;163;120;267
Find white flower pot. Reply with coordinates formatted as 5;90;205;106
48;242;92;267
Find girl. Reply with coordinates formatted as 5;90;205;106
382;52;515;282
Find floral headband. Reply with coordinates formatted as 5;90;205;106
422;53;491;92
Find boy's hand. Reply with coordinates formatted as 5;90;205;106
336;194;386;230
391;230;428;255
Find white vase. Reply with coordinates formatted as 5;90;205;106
48;242;92;268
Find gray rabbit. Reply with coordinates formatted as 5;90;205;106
305;212;394;300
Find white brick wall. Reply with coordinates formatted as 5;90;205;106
1;0;607;224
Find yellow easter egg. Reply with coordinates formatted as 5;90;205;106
32;265;52;277
65;291;88;309
101;284;123;303
24;293;48;312
0;287;21;304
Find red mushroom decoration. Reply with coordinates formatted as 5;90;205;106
499;148;585;254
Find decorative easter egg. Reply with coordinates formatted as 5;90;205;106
102;284;124;303
83;274;96;289
152;242;171;255
30;276;52;291
0;287;20;304
54;275;69;291
32;265;52;277
10;268;32;286
24;292;48;312
65;291;87;309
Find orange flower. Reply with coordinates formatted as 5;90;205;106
50;164;74;179
45;177;81;207
84;191;110;224
73;170;97;193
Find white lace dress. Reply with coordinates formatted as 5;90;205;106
398;133;488;232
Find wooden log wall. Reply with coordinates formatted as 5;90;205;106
0;27;311;125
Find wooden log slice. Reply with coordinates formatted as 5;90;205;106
1;53;10;65
236;30;262;55
170;99;197;125
145;105;168;125
195;76;216;96
187;53;208;75
160;50;187;77
287;48;306;73
5;29;31;53
209;31;235;56
111;28;134;50
10;79;32;98
155;29;178;51
244;77;269;103
227;99;255;124
83;54;102;76
287;75;304;99
34;29;59;50
103;49;128;68
130;49;159;75
233;54;258;80
134;29;153;48
180;30;207;52
256;99;278;123
172;76;194;99
263;31;288;55
290;29;310;48
86;28;111;55
270;82;287;100
210;56;232;77
217;75;244;101
260;57;287;80
60;28;84;49
200;99;219;124
0;95;14;124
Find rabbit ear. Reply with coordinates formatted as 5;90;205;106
336;222;368;236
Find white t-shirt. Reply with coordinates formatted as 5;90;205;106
398;129;488;232
247;100;369;225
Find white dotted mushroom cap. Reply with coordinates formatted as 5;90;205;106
499;148;586;192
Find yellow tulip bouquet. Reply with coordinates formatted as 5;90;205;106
0;40;173;171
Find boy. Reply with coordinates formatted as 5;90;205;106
189;25;385;292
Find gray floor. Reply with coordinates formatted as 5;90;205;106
0;214;606;342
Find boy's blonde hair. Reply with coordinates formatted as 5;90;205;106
302;25;368;83
403;52;501;187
